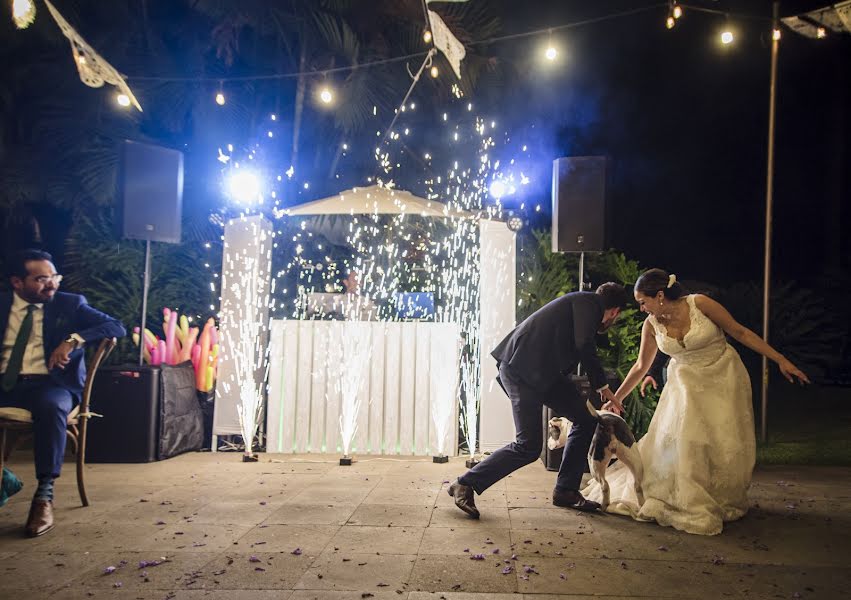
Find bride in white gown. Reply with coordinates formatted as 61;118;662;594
583;269;810;535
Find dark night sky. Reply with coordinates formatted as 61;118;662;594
487;0;850;287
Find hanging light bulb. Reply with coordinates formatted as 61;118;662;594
430;65;439;78
672;3;682;19
423;29;433;44
116;93;131;108
721;30;734;44
666;15;675;29
816;27;827;39
12;0;36;29
772;28;781;41
215;92;225;106
319;87;333;104
545;46;558;61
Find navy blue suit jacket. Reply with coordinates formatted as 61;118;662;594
491;292;608;393
0;292;126;396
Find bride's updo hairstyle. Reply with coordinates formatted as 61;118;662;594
634;268;685;300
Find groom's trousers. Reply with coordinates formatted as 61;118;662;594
459;362;597;494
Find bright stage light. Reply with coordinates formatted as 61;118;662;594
545;46;558;61
226;170;261;204
507;216;523;232
721;30;734;44
116;93;131;107
216;92;225;105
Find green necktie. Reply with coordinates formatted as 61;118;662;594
2;304;37;392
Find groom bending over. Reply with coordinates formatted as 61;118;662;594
0;249;125;536
449;283;627;517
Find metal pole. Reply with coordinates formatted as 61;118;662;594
577;251;585;376
761;1;780;443
139;238;152;366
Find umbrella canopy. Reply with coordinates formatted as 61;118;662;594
284;184;473;218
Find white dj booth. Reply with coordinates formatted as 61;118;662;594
213;187;517;457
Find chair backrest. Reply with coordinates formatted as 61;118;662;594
79;338;117;416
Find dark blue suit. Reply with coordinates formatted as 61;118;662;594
0;292;125;478
461;292;606;494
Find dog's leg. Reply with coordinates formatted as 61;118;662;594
617;443;645;507
588;457;610;511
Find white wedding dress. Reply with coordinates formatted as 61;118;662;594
584;295;756;535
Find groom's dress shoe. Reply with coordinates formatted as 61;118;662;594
448;479;480;519
26;499;54;537
552;489;601;513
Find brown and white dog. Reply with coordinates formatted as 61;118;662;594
547;403;645;512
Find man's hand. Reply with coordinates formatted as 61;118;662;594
48;341;76;370
600;388;623;415
640;376;658;397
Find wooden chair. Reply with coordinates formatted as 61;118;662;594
0;337;117;507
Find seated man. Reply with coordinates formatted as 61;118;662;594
0;249;125;536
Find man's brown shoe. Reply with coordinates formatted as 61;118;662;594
448;479;480;519
25;499;54;537
552;489;601;513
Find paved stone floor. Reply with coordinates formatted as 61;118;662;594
0;452;849;599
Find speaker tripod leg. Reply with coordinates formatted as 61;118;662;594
139;238;151;366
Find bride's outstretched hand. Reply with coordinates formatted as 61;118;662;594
779;359;811;385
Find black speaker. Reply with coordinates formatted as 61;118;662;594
119;140;184;243
551;156;609;252
87;365;161;463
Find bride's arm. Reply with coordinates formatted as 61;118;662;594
613;319;659;406
694;294;811;384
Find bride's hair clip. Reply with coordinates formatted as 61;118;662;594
667;274;677;288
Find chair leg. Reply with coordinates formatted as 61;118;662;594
76;421;89;507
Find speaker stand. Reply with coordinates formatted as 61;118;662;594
577;250;585;376
139;238;152;366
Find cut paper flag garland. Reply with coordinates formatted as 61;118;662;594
43;0;142;111
782;1;851;38
428;9;466;79
132;309;220;392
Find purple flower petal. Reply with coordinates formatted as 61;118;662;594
113;582;122;588
560;573;567;579
291;548;303;556
501;566;513;574
492;548;500;554
249;556;261;563
470;554;485;560
103;566;116;575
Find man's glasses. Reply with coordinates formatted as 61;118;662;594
32;274;63;285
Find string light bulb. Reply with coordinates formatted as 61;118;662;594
319;87;333;104
423;29;432;43
12;0;36;29
816;27;826;39
666;15;675;29
215;92;225;106
721;30;734;44
430;65;439;78
545;46;558;61
772;28;781;41
672;3;682;19
116;93;131;107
